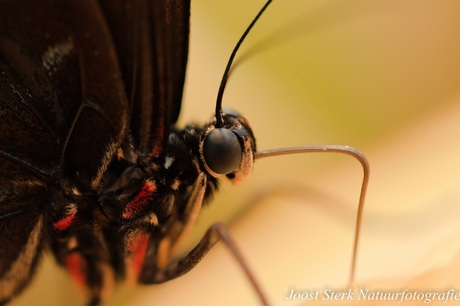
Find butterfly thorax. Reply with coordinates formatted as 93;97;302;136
48;113;256;298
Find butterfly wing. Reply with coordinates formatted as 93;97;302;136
98;0;189;156
0;0;130;301
0;162;47;303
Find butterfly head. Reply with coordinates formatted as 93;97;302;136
199;109;256;183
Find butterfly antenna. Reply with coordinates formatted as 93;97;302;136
215;0;273;127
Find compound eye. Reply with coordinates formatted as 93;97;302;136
203;128;242;174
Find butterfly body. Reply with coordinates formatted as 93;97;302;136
0;0;259;303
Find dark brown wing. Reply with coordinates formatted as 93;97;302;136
0;0;130;301
0;160;47;303
98;0;190;156
0;0;190;301
149;0;190;134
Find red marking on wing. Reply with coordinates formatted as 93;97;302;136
65;252;87;287
152;143;162;157
122;181;156;219
151;122;164;158
53;210;76;231
127;232;150;280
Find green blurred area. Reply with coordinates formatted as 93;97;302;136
182;0;460;147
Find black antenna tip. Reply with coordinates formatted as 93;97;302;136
214;0;273;127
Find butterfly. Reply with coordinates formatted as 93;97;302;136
0;0;369;305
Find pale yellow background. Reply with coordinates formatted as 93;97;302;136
11;1;460;305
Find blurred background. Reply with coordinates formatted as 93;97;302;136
11;0;460;305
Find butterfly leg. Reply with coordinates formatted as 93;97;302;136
137;173;269;304
144;222;270;306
